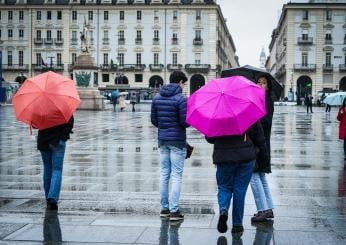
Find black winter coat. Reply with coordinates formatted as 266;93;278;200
206;121;267;166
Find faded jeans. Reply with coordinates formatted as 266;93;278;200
216;161;255;226
250;172;274;212
159;145;186;212
40;140;66;202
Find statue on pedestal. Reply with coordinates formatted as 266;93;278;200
80;18;89;53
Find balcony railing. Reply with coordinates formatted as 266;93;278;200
149;64;164;72
193;38;203;45
324;39;333;45
32;64;64;71
118;64;146;72
167;64;182;71
34;38;43;44
54;64;64;71
135;38;142;45
323;64;333;72
297;37;313;45
44;38;53;44
2;64;29;71
293;64;316;72
185;64;211;73
71;38;78;45
339;64;346;72
172;38;178;45
153;38;160;45
100;64;117;71
54;38;64;45
118;38;125;45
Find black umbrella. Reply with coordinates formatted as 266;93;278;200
221;65;283;101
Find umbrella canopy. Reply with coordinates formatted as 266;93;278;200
187;76;266;137
221;65;283;101
13;71;80;130
111;90;120;99
323;92;346;106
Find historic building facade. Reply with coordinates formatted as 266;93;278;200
0;0;238;96
266;1;346;102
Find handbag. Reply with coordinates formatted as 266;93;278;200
185;143;194;159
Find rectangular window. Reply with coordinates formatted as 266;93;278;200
196;10;201;20
72;31;77;40
19;51;23;66
195;30;201;39
88;11;93;21
102;74;109;83
103;53;108;65
302;33;308;40
326;9;332;21
104;30;109;39
135;74;143;83
36;53;42;65
173;10;177;20
8;51;12;66
72;53;77;64
37;11;41;20
47;30;52;40
72;11;77;21
303;10;309;20
57;53;62;65
119;30;124;40
19;29;24;39
154;30;159;39
0;11;2;20
195;53;201;65
8;11;12;21
136;30;141;40
154;10;158;20
0;30;2;40
137;11;142;20
57;11;62;20
104;11;108;21
172;53;177;65
325;33;332;40
47;11;51;20
120;11;124;20
8;29;13;38
302;52;308;66
154;53;159;65
136;53;141;65
19;11;24;20
37;30;41;39
57;30;62;40
325;52;331;65
118;53;124;65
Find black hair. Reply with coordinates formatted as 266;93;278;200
169;71;188;84
256;74;272;91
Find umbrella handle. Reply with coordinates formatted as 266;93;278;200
29;124;32;135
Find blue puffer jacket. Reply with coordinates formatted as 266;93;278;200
151;83;189;144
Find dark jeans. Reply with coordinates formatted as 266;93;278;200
306;104;313;113
325;104;331;112
40;140;66;202
216;161;255;226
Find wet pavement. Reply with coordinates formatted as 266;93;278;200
0;103;345;244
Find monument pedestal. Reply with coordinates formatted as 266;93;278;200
77;87;105;110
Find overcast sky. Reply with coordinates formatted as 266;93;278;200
217;0;289;67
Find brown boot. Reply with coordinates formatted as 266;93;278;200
251;211;267;222
264;209;274;219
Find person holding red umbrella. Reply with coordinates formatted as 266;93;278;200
37;116;74;210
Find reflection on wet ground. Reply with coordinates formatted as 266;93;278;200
0;104;345;244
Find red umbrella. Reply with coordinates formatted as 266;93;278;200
13;71;80;130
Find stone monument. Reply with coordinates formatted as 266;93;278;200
73;19;104;110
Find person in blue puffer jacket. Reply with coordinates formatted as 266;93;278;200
151;71;189;221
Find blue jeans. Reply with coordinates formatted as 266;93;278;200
250;172;274;212
40;140;66;202
159;145;186;212
216;161;255;226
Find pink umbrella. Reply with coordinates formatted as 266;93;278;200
187;76;266;137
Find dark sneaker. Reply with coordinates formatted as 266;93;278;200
160;209;170;218
46;199;58;210
265;209;274;219
251;212;267;222
231;225;244;239
170;210;184;221
217;214;228;233
217;236;228;245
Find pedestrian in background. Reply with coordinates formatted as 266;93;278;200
337;98;346;160
119;95;126;112
37;116;74;210
130;92;137;112
151;71;189;221
305;94;313;113
206;121;267;235
251;75;275;222
326;103;331;112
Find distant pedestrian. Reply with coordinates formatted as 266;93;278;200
37;116;74;210
305;94;313;113
326;103;331;112
251;75;275;223
130;92;137;112
119;95;126;112
206;121;267;235
151;71;189;221
110;90;119;112
337;98;346;160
